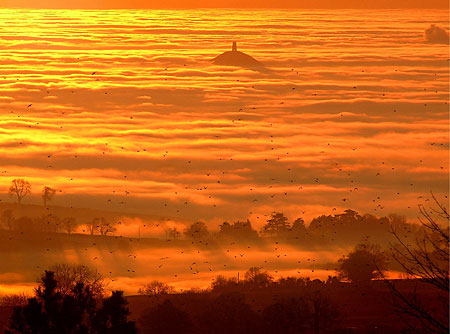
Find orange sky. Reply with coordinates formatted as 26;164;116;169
0;8;448;226
1;0;449;8
0;6;448;295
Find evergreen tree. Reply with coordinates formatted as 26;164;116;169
5;271;136;334
93;291;137;334
261;212;290;236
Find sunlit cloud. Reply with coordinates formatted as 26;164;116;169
0;8;448;292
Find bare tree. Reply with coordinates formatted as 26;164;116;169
211;275;238;292
384;194;449;334
97;217;116;236
86;218;98;235
61;217;78;234
0;209;15;231
42;186;56;207
8;179;31;205
49;263;107;297
86;217;114;236
0;293;28;307
165;227;180;240
244;267;273;287
138;280;174;300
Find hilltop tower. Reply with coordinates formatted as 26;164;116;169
212;41;266;72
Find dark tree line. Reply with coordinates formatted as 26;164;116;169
180;209;419;246
1;205;421;247
139;289;337;334
0;211;116;236
0;212;77;234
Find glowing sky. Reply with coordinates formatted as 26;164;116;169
0;7;448;296
1;0;449;9
0;8;448;227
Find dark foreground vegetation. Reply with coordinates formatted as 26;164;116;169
129;278;444;334
0;195;448;334
3;271;136;334
0;271;447;334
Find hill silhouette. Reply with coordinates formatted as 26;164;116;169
212;42;268;72
0;202;188;231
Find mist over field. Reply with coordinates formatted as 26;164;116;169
0;6;448;334
0;9;448;223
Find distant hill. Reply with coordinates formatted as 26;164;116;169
212;42;269;72
0;202;190;227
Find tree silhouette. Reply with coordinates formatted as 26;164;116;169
5;271;94;334
337;243;388;284
5;271;135;334
290;217;307;237
244;267;273;288
184;221;209;240
87;217;115;236
8;179;31;205
165;227;180;240
97;218;116;236
0;293;28;308
92;291;137;334
138;280;174;300
42;186;56;207
87;218;98;235
218;219;258;241
61;217;79;234
384;195;449;334
211;275;238;292
50;263;106;297
261;212;290;237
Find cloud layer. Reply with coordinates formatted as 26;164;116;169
0;8;448;225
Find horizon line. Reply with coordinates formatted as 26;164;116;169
1;6;449;10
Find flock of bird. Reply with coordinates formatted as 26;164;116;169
1;50;448;293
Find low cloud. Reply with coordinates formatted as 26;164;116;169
424;24;449;44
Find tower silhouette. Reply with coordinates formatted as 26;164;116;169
212;41;265;71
